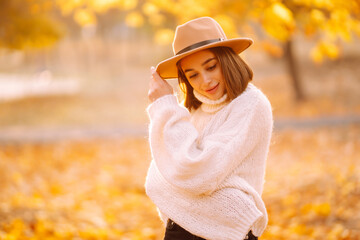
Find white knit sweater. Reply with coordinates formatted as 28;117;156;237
145;83;273;240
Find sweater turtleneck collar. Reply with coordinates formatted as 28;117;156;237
193;90;229;113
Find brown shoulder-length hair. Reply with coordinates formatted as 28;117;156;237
176;46;253;111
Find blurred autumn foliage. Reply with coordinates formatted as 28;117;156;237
0;126;359;240
1;0;360;99
0;0;63;49
1;1;360;239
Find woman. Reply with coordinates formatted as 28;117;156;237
146;17;273;240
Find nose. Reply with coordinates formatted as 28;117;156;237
201;72;212;85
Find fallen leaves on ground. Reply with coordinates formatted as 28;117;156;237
0;125;359;239
263;125;360;240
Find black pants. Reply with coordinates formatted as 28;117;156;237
164;219;258;240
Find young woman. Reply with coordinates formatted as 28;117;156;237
146;17;273;240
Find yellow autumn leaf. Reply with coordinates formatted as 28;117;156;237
263;2;295;41
74;9;97;26
90;0;120;13
79;228;108;239
35;219;54;236
329;9;352;41
312;0;335;9
49;184;63;195
142;2;159;16
125;11;144;28
56;0;85;15
2;234;17;240
352;20;360;37
214;15;237;38
289;223;310;235
301;203;312;214
261;40;284;57
310;9;326;25
321;41;339;59
121;0;138;10
9;219;24;236
310;41;339;63
271;2;294;26
330;8;349;22
105;211;117;224
310;45;324;63
313;202;331;216
154;28;174;45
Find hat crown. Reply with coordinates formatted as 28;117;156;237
172;17;227;55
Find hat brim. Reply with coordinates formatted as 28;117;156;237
156;38;253;79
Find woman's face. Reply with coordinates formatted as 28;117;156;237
180;49;226;100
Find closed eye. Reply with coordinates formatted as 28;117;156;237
189;73;198;79
207;64;217;71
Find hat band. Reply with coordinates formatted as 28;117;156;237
176;38;224;55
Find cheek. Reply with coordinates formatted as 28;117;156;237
215;69;225;85
188;79;201;91
215;68;224;79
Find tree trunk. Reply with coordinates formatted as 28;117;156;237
284;38;304;101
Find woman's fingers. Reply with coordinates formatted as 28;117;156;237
150;66;164;83
150;66;157;77
148;66;173;103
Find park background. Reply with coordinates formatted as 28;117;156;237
0;0;359;239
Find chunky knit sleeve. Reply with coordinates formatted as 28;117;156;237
147;91;272;196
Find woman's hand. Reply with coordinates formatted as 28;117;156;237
148;66;173;103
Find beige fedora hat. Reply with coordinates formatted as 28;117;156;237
156;17;253;79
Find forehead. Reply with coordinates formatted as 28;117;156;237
180;49;216;70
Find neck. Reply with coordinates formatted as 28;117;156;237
193;90;229;113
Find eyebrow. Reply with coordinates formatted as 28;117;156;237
184;57;217;73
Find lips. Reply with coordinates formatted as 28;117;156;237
206;83;219;94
